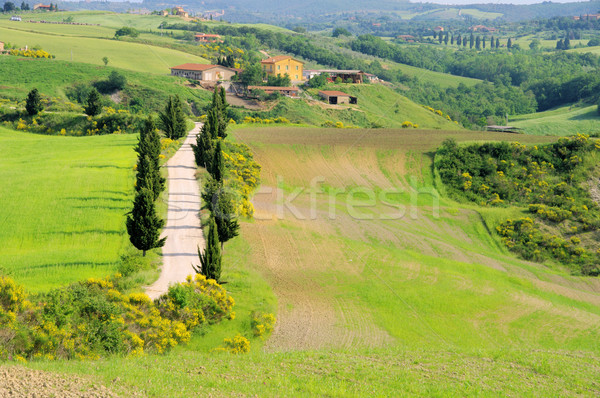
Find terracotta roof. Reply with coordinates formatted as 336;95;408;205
195;34;221;37
260;55;303;64
248;86;299;91
170;64;228;71
319;90;351;97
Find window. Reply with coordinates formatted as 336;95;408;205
277;65;280;70
286;65;289;70
296;65;299;70
295;75;298;79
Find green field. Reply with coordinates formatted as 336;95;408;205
513;35;588;49
0;23;207;74
0;128;137;291
13;126;600;396
301;83;461;129
511;104;600;135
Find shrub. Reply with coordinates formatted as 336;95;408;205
251;312;276;337
220;334;250;354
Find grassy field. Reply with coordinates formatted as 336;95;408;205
0;128;138;291
511;104;600;135
0;22;207;74
17;126;600;396
0;56;210;111
513;35;587;49
300;83;461;129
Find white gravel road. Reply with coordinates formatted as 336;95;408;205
145;123;204;300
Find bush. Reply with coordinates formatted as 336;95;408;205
0;274;236;361
115;27;139;38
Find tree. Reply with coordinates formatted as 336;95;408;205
84;88;102;116
211;139;225;182
306;73;329;88
475;36;481;50
25;88;43;116
463;37;467;47
496;38;500;48
556;39;564;50
332;27;351;37
107;70;127;91
102;56;109;66
564;36;571;50
444;33;449;45
239;62;263;86
193;217;221;281
159;95;187;139
213;191;239;250
126;188;166;256
469;33;474;49
456;35;462;46
20;1;28;10
3;2;15;12
213;86;228;139
114;26;139;38
450;35;454;45
507;38;512;49
136;117;164;200
490;36;494;48
192;121;215;169
438;33;443;44
482;36;486;49
529;39;540;51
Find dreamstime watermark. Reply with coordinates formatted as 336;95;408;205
247;175;440;221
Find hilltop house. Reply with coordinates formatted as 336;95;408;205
319;90;357;105
261;55;304;82
33;3;52;10
170;64;236;82
195;34;222;43
470;25;497;32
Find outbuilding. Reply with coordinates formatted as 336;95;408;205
318;90;357;105
170;64;236;82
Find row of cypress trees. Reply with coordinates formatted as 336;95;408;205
192;87;239;283
126;116;167;256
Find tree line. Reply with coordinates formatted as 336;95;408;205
191;87;239;283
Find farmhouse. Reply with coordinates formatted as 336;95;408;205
33;3;52;10
470;25;497;32
261;55;304;82
397;34;415;42
573;14;600;20
318;90;357;105
195;34;222;43
433;26;444;32
170;64;236;82
248;86;299;97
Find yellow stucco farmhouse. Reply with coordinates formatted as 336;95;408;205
260;55;304;82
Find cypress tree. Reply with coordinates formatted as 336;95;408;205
564;36;571;49
212;139;225;182
136;116;164;200
482;36;486;49
213;191;239;250
84;88;102;116
507;38;512;49
451;35;454;45
135;154;155;195
205;108;219;139
463;37;467;47
25;88;43;116
192;121;215;169
457;35;461;46
211;87;228;139
475;36;481;50
438;33;443;44
193;217;221;282
126;188;166;256
496;38;500;48
444;32;449;45
159;95;187;139
469;33;474;49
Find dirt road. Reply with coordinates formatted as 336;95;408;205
145;123;204;300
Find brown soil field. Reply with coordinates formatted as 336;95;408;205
0;366;118;397
232;126;600;352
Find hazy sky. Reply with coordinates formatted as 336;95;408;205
421;0;586;4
